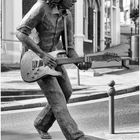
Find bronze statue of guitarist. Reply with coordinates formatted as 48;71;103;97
16;0;92;139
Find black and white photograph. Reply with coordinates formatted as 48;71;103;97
1;0;139;140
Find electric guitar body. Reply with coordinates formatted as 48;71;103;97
20;50;64;83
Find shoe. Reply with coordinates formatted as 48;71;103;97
35;127;52;139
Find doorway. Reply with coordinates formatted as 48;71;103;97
83;0;100;54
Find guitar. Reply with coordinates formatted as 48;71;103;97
20;50;121;83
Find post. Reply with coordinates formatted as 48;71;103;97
107;80;116;134
77;68;80;86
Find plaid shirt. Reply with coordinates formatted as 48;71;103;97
17;0;74;53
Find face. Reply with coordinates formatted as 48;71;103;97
60;0;77;9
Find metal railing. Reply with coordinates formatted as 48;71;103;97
1;39;22;64
1;39;22;54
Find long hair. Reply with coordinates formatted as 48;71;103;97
47;0;61;8
47;0;77;8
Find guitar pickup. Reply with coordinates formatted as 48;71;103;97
32;59;44;69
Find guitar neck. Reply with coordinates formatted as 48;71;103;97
56;54;106;65
56;57;84;65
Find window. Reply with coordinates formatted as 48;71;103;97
83;0;89;39
105;0;111;36
113;0;116;6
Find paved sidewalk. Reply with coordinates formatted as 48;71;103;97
1;64;139;111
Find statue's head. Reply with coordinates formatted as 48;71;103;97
60;0;77;9
47;0;77;9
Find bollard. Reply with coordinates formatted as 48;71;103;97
107;80;116;134
131;35;139;62
77;68;80;85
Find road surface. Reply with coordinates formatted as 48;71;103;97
1;92;139;140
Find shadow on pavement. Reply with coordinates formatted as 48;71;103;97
1;130;38;140
1;130;108;140
101;66;139;75
85;135;108;140
115;131;139;135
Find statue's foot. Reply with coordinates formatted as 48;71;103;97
35;126;52;139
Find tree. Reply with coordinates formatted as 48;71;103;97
130;7;139;34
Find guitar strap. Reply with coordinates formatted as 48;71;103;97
63;15;68;55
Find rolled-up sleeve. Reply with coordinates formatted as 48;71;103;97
17;2;44;36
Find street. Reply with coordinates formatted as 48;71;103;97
1;92;139;140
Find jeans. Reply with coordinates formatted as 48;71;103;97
34;65;85;140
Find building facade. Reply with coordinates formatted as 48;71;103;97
1;0;120;64
75;0;120;56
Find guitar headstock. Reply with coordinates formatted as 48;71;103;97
103;52;121;62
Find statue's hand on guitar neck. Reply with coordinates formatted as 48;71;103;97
41;53;57;68
77;62;92;70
